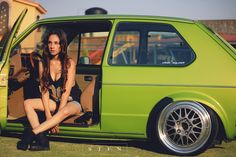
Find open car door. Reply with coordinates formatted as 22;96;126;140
0;9;27;70
0;9;27;132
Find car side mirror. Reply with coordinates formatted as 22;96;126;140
80;56;90;64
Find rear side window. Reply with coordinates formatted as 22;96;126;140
109;22;195;66
111;31;140;65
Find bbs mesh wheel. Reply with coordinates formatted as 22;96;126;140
156;101;219;155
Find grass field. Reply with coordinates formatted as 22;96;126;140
0;134;235;157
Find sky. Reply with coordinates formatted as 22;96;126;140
36;0;236;20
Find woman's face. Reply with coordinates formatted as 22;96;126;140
48;34;61;57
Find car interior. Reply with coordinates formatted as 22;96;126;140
7;20;112;127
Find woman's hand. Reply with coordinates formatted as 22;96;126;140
50;125;60;134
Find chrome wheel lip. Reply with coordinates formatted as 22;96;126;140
157;101;212;154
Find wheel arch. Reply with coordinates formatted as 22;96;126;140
146;91;229;141
146;96;173;139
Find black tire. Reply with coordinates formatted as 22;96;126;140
154;101;219;156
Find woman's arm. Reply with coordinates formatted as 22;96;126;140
39;61;52;119
58;59;76;110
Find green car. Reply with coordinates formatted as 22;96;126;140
0;9;236;155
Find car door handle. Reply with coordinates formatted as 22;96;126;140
84;76;93;81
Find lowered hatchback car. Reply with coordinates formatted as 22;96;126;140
0;9;236;155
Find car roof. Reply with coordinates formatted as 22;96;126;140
38;15;194;24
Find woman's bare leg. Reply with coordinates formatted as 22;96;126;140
80;79;95;112
24;99;56;129
33;101;82;134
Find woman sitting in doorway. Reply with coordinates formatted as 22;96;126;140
17;28;93;151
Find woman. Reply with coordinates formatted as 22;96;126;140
17;29;86;151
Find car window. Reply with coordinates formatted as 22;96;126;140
147;31;194;65
110;31;140;65
109;22;195;66
9;26;45;77
71;31;109;65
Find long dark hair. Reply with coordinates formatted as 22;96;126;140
41;28;70;93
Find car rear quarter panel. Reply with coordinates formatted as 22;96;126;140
101;20;236;139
